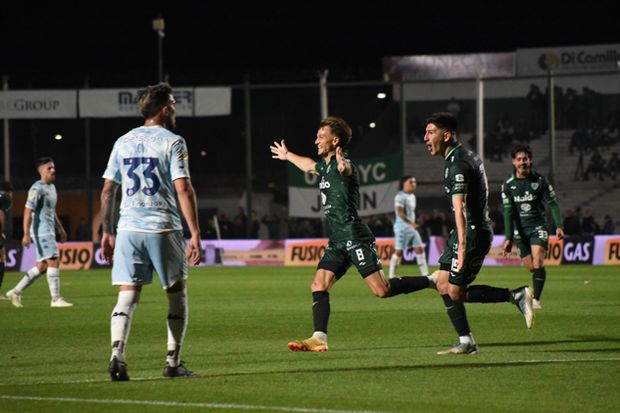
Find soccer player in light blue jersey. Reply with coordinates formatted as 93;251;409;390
100;82;202;381
388;176;429;278
5;159;72;308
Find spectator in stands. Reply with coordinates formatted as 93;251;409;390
583;150;608;181
75;216;91;241
249;210;260;239
526;84;546;137
202;218;217;239
581;208;599;235
261;213;280;239
425;208;447;238
601;215;615;234
607;152;620;180
562;209;582;235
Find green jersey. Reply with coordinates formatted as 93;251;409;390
501;170;562;240
443;144;493;232
0;191;11;212
315;155;374;242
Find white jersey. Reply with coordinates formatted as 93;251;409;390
102;125;190;233
25;180;57;237
394;190;416;230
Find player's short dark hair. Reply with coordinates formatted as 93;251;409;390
400;175;415;189
137;82;174;119
0;181;13;192
426;112;458;133
36;157;54;169
511;144;533;158
320;117;352;148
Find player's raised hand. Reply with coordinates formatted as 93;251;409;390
336;147;351;175
270;140;289;160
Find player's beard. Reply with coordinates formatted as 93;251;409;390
162;114;176;131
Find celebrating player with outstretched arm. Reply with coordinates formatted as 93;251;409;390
271;117;435;352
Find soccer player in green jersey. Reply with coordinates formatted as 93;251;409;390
270;117;435;352
424;112;534;355
501;145;564;309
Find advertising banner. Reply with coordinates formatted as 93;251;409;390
2;242;22;271
288;154;402;218
0;90;77;119
79;88;194;117
561;235;594;264
600;236;620;265
517;43;620;76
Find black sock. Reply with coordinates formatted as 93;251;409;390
387;276;429;297
312;291;330;334
532;267;546;300
441;294;470;336
466;285;511;303
0;262;4;288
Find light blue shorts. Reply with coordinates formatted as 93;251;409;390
33;234;59;262
112;230;188;289
393;226;423;251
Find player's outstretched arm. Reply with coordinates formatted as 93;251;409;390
270;139;316;174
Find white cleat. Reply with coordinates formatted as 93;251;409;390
532;298;542;310
51;297;73;307
6;290;23;308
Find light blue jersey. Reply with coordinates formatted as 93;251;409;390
103;125;190;233
25;181;57;237
394;191;416;230
393;190;422;250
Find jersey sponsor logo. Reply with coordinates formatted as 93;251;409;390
455;174;465;182
319;177;331;189
513;192;536;202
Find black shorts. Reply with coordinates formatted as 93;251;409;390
317;238;382;279
439;228;492;285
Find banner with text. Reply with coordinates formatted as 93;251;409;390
0;90;77;119
79;87;231;118
517;43;620;76
287;153;402;218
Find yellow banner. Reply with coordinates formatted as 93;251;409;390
604;237;620;265
59;242;94;270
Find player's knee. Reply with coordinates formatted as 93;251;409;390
311;279;328;292
393;249;402;257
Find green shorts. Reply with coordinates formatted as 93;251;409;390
439;228;492;285
513;225;549;258
318;238;382;279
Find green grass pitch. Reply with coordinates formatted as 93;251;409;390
1;265;619;412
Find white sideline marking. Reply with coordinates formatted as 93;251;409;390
1;395;387;413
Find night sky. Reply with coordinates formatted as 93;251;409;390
2;2;618;88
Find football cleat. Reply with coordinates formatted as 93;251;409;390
437;342;479;355
51;297;73;307
6;290;23;308
287;336;328;352
109;356;129;381
163;362;198;378
512;286;535;329
532;298;542;310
